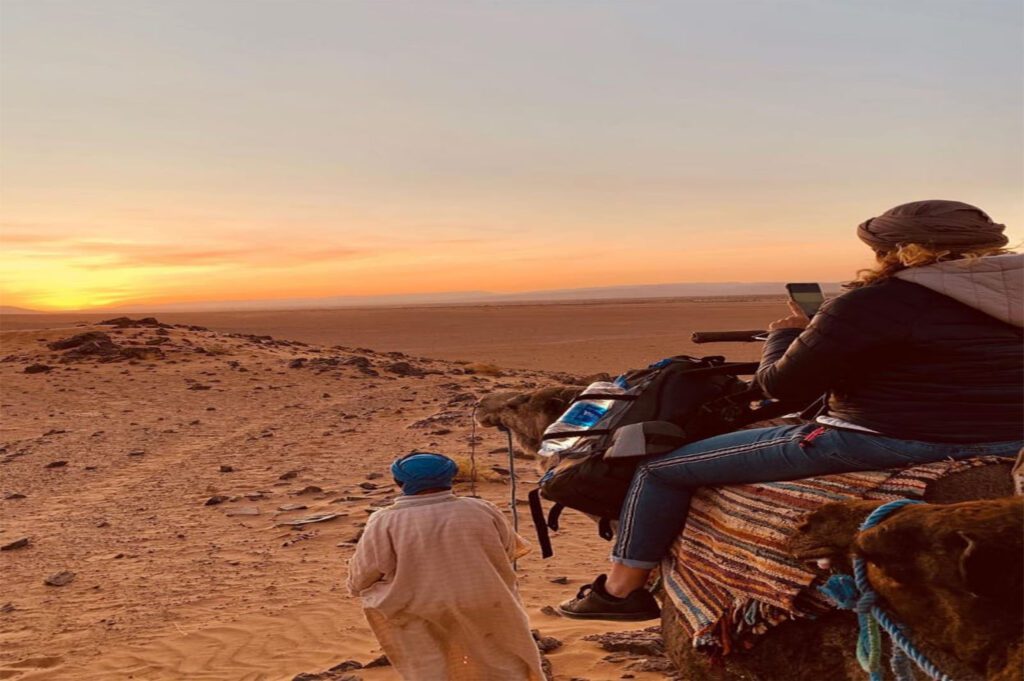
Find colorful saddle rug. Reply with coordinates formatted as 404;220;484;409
660;456;1012;653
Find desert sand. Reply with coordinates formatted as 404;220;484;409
0;299;783;681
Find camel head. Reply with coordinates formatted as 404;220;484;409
476;386;583;457
792;496;1024;679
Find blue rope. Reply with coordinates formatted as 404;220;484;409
818;499;954;681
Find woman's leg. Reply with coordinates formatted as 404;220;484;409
607;423;1023;596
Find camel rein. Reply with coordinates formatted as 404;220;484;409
818;499;953;681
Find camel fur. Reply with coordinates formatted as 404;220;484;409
792;496;1023;681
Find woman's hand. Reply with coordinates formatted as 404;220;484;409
768;300;810;332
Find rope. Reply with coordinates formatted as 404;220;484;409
468;404;478;498
818;499;954;681
504;426;519;571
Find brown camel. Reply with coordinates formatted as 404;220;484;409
476;387;582;456
476;385;1017;680
792;497;1024;681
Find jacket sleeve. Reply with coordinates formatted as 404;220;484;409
755;287;911;403
346;513;396;596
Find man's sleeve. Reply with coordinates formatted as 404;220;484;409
755;288;910;403
482;501;531;562
346;513;396;596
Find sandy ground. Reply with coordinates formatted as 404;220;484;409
0;300;776;681
0;297;783;374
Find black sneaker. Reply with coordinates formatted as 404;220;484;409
557;574;660;621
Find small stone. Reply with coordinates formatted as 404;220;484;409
45;461;68;468
127;450;145;457
219;465;234;473
278;504;308;512
531;629;563;653
44;571;75;587
0;602;14;614
96;520;109;528
294;485;323;495
204;495;229;506
1;537;29;551
4;493;26;500
540;605;560;617
279;470;299;480
188;383;212;391
24;364;52;374
365;472;384;480
549;576;569;585
358;482;377;490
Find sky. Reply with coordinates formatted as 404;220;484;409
1;0;1021;311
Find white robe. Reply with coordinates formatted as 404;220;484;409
347;491;544;681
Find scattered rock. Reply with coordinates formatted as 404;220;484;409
1;537;30;551
204;495;229;506
549;576;569;584
4;493;26;500
540;605;560;617
0;602;14;614
277;512;342;527
96;520;109;528
365;472;383;480
278;504;308;512
45;461;68;468
288;358;307;369
582;626;664;657
44;571;75;587
219;465;234;473
127;450;145;457
48;331;111;351
384;361;425;377
531;629;564;654
188;384;212;391
24;364;52;374
358;482;377;490
279;470;299;480
294;485;323;495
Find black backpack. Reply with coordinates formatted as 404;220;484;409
527;355;790;557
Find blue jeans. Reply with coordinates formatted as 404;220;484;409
612;422;1022;569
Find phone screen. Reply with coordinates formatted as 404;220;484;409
786;283;824;318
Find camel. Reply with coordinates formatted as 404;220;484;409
792;497;1023;681
476;386;583;456
476;386;1017;680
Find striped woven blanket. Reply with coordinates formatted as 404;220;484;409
661;456;1011;653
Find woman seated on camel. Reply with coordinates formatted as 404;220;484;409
559;199;1024;621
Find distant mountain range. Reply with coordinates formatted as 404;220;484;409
0;305;43;314
0;281;842;314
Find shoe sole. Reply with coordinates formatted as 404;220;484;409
556;606;661;622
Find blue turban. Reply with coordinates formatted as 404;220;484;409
390;452;459;496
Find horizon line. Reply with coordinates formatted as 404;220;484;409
2;279;844;314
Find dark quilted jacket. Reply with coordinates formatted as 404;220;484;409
757;278;1024;443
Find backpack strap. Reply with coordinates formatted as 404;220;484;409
528;488;554;559
546;503;564;531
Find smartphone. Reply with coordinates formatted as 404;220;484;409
786;283;824;318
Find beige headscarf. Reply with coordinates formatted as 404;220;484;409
858;200;1008;253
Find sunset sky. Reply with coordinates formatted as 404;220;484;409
2;1;1021;311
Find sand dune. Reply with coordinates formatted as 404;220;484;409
0;303;776;680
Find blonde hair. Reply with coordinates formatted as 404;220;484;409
847;243;1013;288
